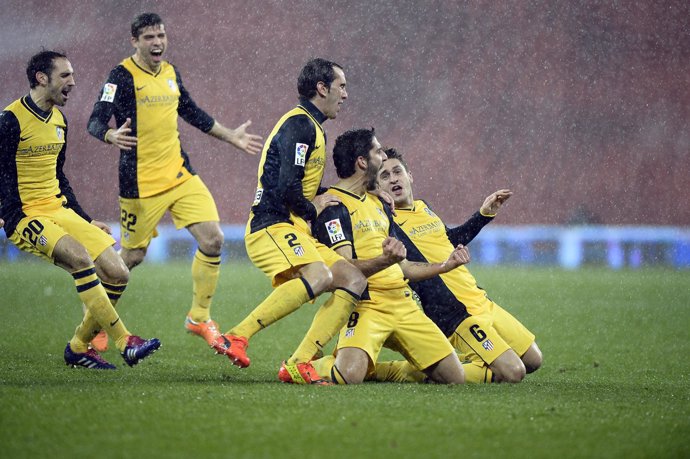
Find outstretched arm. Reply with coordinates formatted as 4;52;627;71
446;189;512;246
400;244;471;282
207;120;263;155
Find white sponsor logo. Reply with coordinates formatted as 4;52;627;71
252;188;263;206
325;219;345;244
167;79;177;91
100;83;117;102
294;143;308;166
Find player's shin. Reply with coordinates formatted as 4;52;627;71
189;249;221;322
287;288;360;364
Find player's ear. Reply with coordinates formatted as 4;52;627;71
316;81;329;98
36;71;49;86
408;170;414;184
356;156;367;171
130;36;139;48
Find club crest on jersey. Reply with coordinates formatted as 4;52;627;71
423;206;436;217
482;339;495;351
294;143;308;166
293;245;305;257
100;83;117;102
38;235;48;246
55;127;64;140
345;328;355;338
325;219;345;244
167;79;177;91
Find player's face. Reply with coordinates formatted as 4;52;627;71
365;137;387;189
44;58;75;107
322;67;347;119
132;24;167;71
378;158;414;208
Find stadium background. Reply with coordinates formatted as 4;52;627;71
1;0;687;228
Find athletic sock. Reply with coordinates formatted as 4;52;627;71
228;277;313;339
188;249;221;322
69;266;130;352
78;281;128;345
462;360;494;383
374;360;426;383
287;288;360;364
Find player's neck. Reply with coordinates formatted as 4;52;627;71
29;89;53;112
335;174;368;197
132;53;160;73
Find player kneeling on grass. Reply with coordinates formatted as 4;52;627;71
370;148;542;383
308;128;469;384
0;51;160;370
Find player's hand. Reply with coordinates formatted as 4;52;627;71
91;220;112;235
442;244;470;272
369;188;396;215
381;237;406;264
229;120;263;155
480;189;513;216
0;218;4;229
106;118;137;150
312;193;341;216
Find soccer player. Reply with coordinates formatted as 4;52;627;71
87;13;263;351
373;148;543;383
0;50;160;369
309;128;469;384
214;58;367;385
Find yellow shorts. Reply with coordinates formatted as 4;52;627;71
119;175;219;249
245;221;343;287
449;301;535;365
9;201;114;262
336;287;454;376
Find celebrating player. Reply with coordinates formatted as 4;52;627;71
87;13;263;352
373;148;542;383
0;50;160;369
214;59;367;384
310;128;468;384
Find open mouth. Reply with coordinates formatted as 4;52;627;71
61;89;71;100
391;184;403;195
151;49;163;60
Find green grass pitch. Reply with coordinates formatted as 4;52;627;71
0;261;688;458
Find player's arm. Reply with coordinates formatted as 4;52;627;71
87;66;137;150
175;67;262;155
444;190;511;246
400;244;471;281
0;111;21;234
276;116;333;222
55;121;92;223
341;237;406;277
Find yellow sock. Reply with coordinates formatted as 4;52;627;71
77;281;128;345
188;249;221;322
287;288;359;364
373;360;426;383
69;267;130;352
311;355;336;380
462;360;494;383
229;277;312;339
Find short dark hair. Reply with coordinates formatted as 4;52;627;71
26;50;67;89
132;13;163;38
383;147;409;171
297;58;343;99
333;128;376;179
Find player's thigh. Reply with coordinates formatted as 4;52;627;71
449;312;511;366
168;176;219;228
119;194;169;250
491;302;536;357
336;305;393;377
9;209;114;262
245;223;326;287
385;293;455;371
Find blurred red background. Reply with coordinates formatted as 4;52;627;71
1;1;688;225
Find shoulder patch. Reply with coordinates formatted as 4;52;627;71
100;83;117;102
295;143;308;166
325;218;346;244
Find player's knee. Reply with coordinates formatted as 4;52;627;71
523;343;543;374
333;351;368;384
331;261;366;295
498;362;527;383
300;262;332;295
121;247;146;270
199;230;224;257
101;263;129;285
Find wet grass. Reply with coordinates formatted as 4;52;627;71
0;261;688;458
